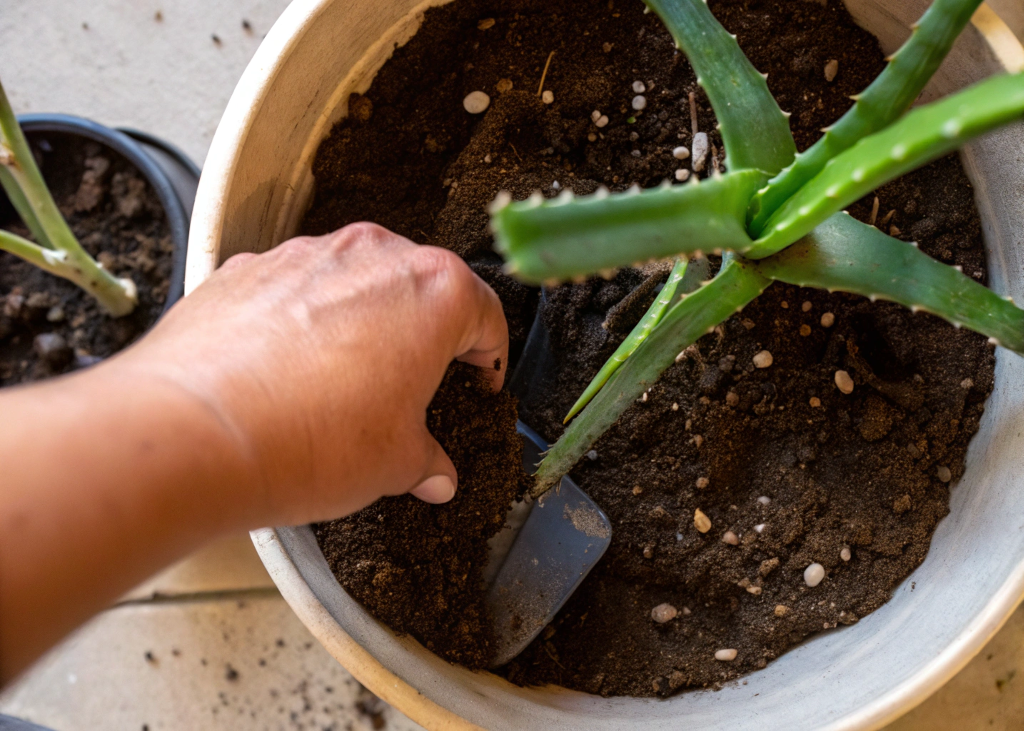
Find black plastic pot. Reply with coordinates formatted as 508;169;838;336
8;114;199;312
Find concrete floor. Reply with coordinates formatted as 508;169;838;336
1;1;1022;729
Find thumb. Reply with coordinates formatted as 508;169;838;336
409;432;458;504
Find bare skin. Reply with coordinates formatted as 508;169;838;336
0;223;509;683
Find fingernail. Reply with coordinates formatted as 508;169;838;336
411;475;456;504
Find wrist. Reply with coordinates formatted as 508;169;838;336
93;357;271;534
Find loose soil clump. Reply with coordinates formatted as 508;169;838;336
0;132;174;385
307;0;995;696
316;362;531;668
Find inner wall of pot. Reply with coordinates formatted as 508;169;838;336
224;0;1024;728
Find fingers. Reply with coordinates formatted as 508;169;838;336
410;432;458;504
454;276;510;392
409;245;509;392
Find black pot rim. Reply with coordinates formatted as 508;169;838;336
15;113;191;312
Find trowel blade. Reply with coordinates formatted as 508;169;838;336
484;423;612;668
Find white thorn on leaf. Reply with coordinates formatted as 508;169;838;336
527;191;544;206
488;191;513;214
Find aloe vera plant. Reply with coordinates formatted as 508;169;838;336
490;0;1024;497
0;78;137;317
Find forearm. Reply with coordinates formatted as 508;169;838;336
0;362;259;682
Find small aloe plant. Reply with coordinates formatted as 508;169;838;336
490;0;1024;497
0;78;137;317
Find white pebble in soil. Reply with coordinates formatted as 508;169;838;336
586;450;599;461
824;59;839;82
696;477;710;489
651;603;678;623
835;370;855;394
754;523;766;534
757;496;771;506
672;145;690;160
715;649;738;662
596;115;610;128
937;465;952;483
804;563;826;588
542;90;554;104
675;169;690;182
463;91;490;114
633;80;646;93
722;531;739;546
753;350;773;369
691;132;709;172
820;312;835;328
694;509;712;534
591;110;602;123
632;95;647;111
840;546;852;562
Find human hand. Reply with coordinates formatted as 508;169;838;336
113;222;509;526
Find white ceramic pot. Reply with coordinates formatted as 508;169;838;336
189;2;1024;729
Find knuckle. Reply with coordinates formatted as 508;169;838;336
341;221;388;242
410;246;466;286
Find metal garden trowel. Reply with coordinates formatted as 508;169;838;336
482;308;613;668
482;422;612;667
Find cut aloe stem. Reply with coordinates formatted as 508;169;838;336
492;170;765;284
533;256;770;497
757;212;1024;352
746;72;1024;259
748;0;985;234
645;0;796;174
564;255;711;423
0;77;137;316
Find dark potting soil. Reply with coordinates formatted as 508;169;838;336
0;133;174;386
306;0;996;696
316;362;531;667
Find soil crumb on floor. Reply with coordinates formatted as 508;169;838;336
316;362;531;668
0;133;174;386
307;0;995;696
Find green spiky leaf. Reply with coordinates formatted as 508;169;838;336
756;213;1024;352
532;256;770;496
645;0;796;174
746;72;1024;259
492;170;765;284
747;0;985;234
564;255;711;422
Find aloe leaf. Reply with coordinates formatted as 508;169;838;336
532;256;770;496
756;213;1024;352
493;170;765;285
748;0;985;234
0;81;49;247
0;166;49;247
746;72;1024;259
564;255;711;423
646;0;796;174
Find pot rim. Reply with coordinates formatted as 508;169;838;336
191;2;1024;728
16;113;193;311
